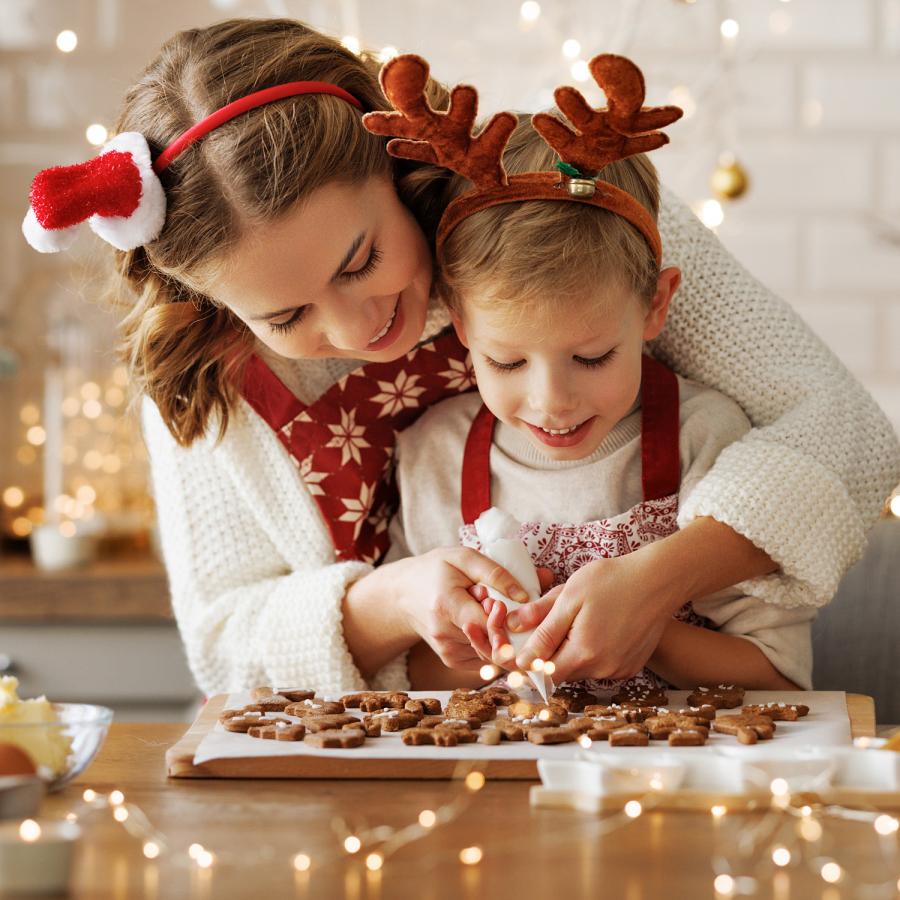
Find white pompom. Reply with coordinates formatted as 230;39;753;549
21;207;79;253
474;506;520;545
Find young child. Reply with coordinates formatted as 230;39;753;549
377;54;816;695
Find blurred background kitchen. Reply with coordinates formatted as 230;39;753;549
1;0;899;723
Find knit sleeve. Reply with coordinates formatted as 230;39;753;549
142;397;408;696
655;185;900;609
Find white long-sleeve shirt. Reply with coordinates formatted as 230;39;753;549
143;185;900;696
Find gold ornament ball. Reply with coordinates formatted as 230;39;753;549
710;158;749;200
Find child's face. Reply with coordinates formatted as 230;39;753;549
453;269;680;462
203;176;433;362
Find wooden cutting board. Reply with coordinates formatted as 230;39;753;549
165;692;876;782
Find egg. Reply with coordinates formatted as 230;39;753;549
0;742;37;776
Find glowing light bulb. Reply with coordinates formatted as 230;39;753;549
293;853;311;871
109;790;125;806
26;426;46;446
507;671;524;688
497;643;515;662
578;734;592;748
710;805;727;818
770;778;789;797
820;862;841;884
143;841;160;859
562;39;581;59
890;494;900;518
694;198;724;229
570;59;590;82
419;810;437;828
56;30;77;52
520;1;541;22
188;843;204;860
19;820;41;842
19;404;40;425
365;853;383;871
720;18;739;39
713;873;735;895
542;661;556;675
86;124;108;147
531;658;545;672
479;664;497;680
799;818;822;842
465;772;485;791
624;800;642;818
875;814;899;836
341;35;360;54
459;846;483;865
196;850;214;869
344;836;361;854
772;847;790;866
3;487;24;508
82;789;97;803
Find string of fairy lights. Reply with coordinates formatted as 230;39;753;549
14;743;898;895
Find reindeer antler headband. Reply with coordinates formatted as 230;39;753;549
363;54;682;265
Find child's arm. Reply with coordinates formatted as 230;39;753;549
407;641;486;691
647;619;800;690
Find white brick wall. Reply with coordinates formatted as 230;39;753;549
1;0;898;507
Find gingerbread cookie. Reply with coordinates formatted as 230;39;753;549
419;715;482;730
304;729;366;748
479;721;526;743
285;699;345;717
643;714;710;740
401;725;476;747
567;715;630;740
742;702;809;721
668;727;707;747
584;704;656;724
222;713;290;733
508;700;567;724
250;686;274;701
480;686;519;707
342;719;382;737
527;726;577;745
446;697;497;723
608;725;650;747
404;698;443;717
341;691;409;712
300;714;359;733
248;722;306;741
713;714;775;741
247;692;293;712
363;709;420;732
275;688;317;702
552;684;598;713
686;685;745;710
673;705;717;721
611;686;669;707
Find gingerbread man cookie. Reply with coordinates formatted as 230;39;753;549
686;684;745;710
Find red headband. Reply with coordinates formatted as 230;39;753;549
23;81;363;253
154;81;364;173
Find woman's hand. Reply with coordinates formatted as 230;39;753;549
388;547;530;671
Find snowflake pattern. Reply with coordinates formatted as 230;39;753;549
337;481;376;542
370;371;427;417
325;408;371;466
437;355;476;392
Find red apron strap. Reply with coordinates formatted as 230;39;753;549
241;354;304;431
640;354;681;501
460;403;496;525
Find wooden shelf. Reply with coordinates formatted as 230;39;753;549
0;553;172;622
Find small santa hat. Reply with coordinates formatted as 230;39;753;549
22;132;166;253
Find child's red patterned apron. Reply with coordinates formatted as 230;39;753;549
458;354;711;695
240;328;475;564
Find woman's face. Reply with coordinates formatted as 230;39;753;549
204;176;433;361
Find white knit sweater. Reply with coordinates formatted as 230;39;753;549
143;186;900;696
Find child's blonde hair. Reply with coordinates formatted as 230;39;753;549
437;116;660;322
114;19;444;446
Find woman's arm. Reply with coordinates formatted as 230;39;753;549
655;185;900;608
648;618;800;691
143;397;406;696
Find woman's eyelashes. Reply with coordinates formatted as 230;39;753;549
268;243;384;335
483;349;617;373
341;243;382;282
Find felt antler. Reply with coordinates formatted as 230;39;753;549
532;54;682;175
363;55;517;190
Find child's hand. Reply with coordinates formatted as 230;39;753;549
392;547;529;671
497;554;678;683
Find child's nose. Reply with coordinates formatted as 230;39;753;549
527;369;577;417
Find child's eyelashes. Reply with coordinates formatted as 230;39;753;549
483;350;617;372
341;243;383;282
484;356;525;372
574;350;617;368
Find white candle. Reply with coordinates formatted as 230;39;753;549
0;818;81;894
42;365;64;527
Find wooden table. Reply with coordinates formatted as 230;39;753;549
39;702;898;900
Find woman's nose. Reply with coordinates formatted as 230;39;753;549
321;293;381;352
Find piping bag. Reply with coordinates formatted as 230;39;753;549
474;507;555;703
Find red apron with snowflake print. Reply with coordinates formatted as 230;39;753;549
240;328;475;564
458;354;712;694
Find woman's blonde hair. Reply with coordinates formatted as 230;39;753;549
114;19;443;446
436;116;660;322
